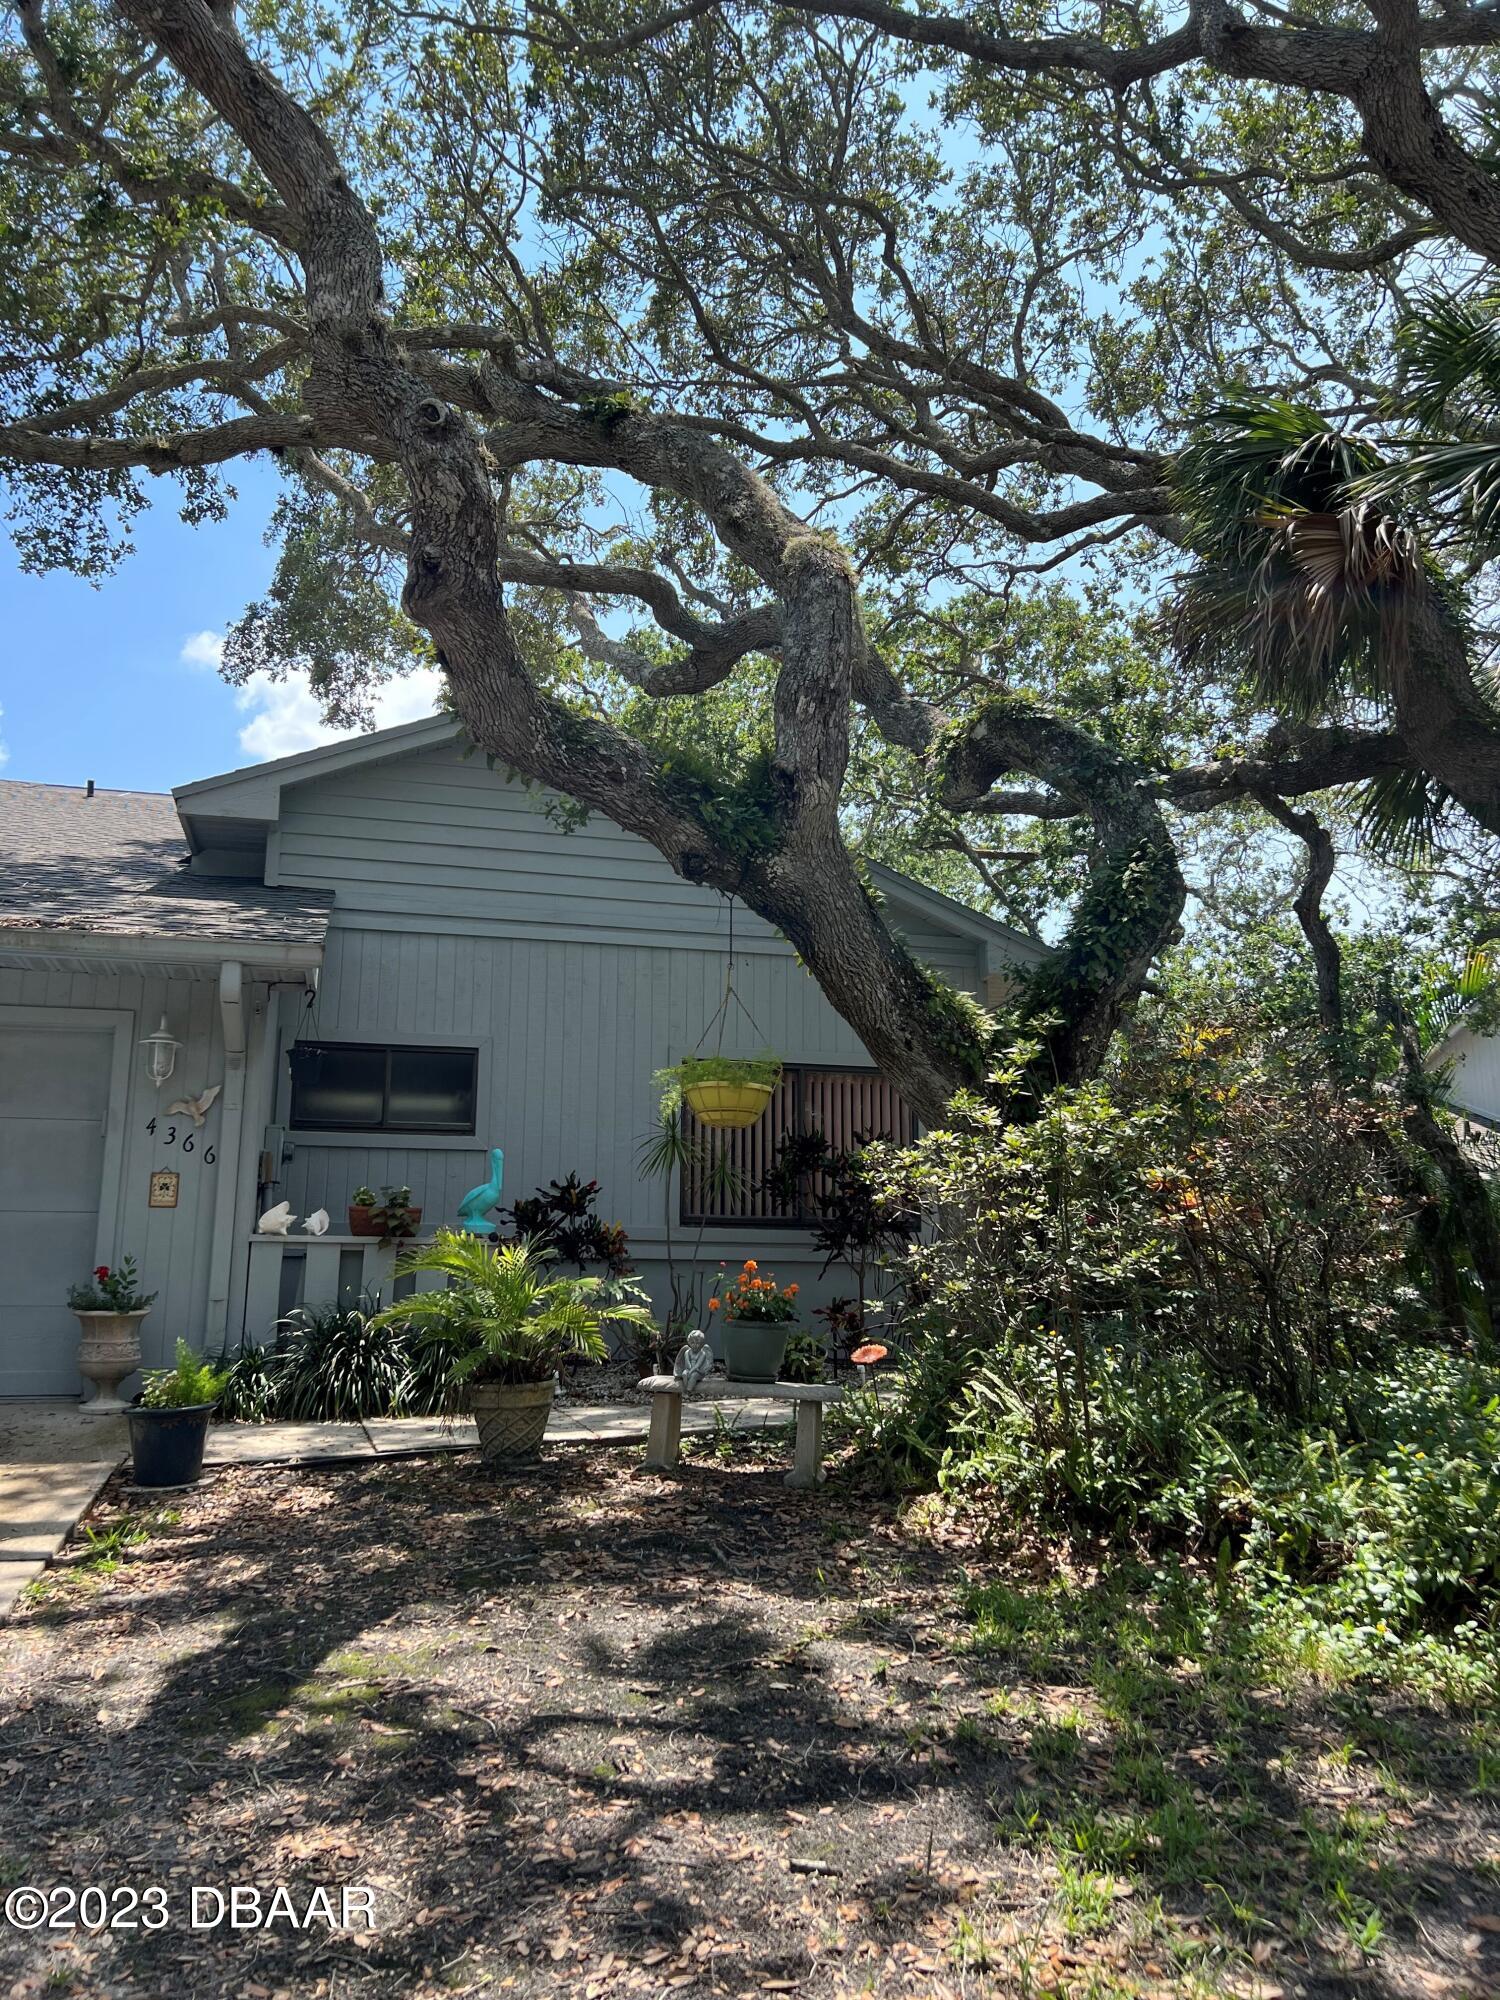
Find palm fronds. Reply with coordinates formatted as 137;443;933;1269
1348;767;1451;866
372;1232;654;1387
1394;294;1500;429
1173;398;1421;717
1354;296;1500;553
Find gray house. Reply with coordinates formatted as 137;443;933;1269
0;716;1041;1396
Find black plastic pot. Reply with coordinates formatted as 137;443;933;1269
127;1403;215;1488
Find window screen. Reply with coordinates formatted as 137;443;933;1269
289;1042;478;1134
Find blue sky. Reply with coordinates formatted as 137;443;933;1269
0;461;443;794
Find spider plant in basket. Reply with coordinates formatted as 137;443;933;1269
371;1232;654;1463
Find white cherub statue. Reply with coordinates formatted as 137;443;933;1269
257;1201;296;1236
672;1328;715;1393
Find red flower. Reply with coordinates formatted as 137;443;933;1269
94;1267;110;1280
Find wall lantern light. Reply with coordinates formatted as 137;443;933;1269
141;1015;181;1089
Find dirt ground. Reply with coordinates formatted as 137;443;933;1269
0;1435;1496;2000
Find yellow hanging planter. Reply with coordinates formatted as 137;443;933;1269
684;1078;776;1129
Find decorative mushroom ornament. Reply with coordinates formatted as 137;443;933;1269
849;1341;888;1389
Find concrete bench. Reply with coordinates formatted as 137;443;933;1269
637;1377;842;1488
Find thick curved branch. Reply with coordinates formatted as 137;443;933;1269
113;0;993;1127
0;409;315;471
1163;725;1414;810
1257;793;1342;1031
939;699;1187;1082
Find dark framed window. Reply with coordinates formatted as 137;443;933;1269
680;1065;915;1227
289;1041;478;1134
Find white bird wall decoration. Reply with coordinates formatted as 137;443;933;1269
165;1083;222;1128
257;1201;296;1236
302;1208;330;1237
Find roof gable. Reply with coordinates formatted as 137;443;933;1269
175;713;1042;965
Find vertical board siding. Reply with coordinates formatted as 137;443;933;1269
280;928;878;1268
1446;1028;1500;1124
273;747;987;993
0;964;242;1369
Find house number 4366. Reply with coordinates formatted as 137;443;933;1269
146;1117;216;1164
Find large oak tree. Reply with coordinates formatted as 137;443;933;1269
2;0;1498;1121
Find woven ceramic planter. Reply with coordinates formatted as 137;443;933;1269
468;1378;556;1463
74;1309;148;1411
721;1320;790;1384
684;1080;774;1130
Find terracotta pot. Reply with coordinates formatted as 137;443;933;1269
348;1205;421;1238
721;1320;790;1384
684;1080;774;1130
73;1309;148;1411
467;1378;556;1463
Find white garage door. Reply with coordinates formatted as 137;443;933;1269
0;1027;115;1396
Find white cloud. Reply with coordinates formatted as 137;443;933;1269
176;626;445;763
180;629;226;671
234;666;447;762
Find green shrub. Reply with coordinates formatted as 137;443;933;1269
138;1340;227;1410
1234;1351;1500;1634
780;1329;829;1383
272;1301;411;1421
851;1020;1500;1661
217;1300;461;1423
216;1341;284;1423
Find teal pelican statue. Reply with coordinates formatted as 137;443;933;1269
457;1147;505;1236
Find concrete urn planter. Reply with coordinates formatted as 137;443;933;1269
467;1378;556;1464
73;1310;149;1411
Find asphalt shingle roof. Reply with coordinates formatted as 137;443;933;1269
0;781;331;944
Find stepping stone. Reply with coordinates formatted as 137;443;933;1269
362;1417;478;1456
202;1422;374;1467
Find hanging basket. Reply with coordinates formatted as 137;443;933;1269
286;1042;326;1089
684;1079;776;1129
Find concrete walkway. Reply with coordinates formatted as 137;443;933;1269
203;1393;792;1466
0;1392;793;1615
0;1406;127;1618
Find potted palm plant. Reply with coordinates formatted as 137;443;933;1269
68;1257;157;1409
655;1055;782;1131
372;1233;654;1463
128;1341;226;1489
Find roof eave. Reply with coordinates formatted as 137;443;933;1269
0;927;325;977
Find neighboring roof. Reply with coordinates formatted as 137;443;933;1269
175;712;1046;965
0;780;331;947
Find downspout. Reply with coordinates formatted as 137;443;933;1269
205;961;247;1348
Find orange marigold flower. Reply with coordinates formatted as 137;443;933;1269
787;1283;799;1295
707;1297;720;1311
743;1258;758;1271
